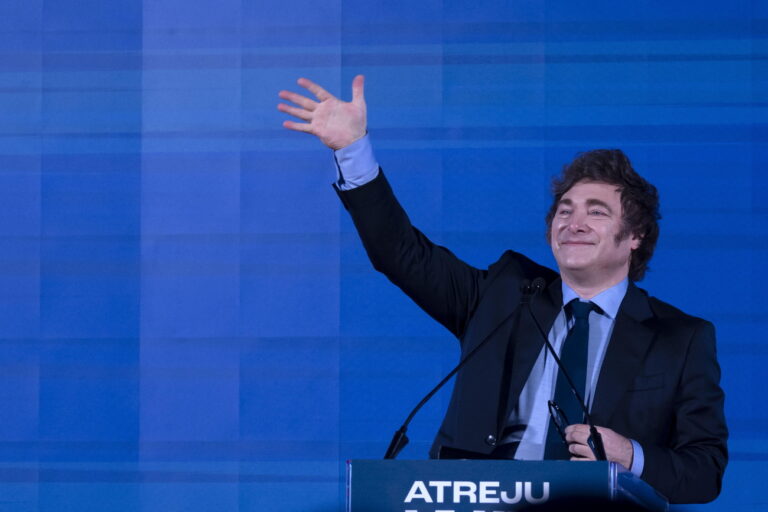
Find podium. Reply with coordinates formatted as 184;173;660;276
346;460;668;511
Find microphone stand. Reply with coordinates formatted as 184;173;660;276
383;290;527;459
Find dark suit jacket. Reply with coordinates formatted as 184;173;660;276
336;171;728;504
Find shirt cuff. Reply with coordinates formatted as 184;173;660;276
629;439;645;477
333;133;379;191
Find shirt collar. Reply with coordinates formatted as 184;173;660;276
561;278;629;320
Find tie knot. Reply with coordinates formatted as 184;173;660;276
568;300;593;320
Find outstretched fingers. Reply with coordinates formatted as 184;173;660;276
282;120;313;134
277;103;312;121
279;76;367;147
297;77;334;101
278;90;317;111
351;74;365;104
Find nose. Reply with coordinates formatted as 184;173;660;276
567;210;589;232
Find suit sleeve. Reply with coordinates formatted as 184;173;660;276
335;170;488;339
641;320;728;503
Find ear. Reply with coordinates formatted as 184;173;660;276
629;233;642;251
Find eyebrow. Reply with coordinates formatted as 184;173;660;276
557;198;614;214
586;198;614;214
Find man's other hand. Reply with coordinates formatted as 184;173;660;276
564;424;634;469
278;75;367;150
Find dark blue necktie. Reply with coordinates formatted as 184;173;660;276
543;299;593;459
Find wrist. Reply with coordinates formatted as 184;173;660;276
623;438;634;469
333;129;366;151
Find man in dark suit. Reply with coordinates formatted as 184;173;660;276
277;76;728;504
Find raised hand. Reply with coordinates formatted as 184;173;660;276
277;75;367;150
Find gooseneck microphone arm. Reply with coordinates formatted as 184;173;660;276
524;278;607;461
383;284;533;460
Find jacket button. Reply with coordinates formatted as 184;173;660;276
485;435;497;447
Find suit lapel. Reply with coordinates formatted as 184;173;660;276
590;282;656;424
507;278;563;401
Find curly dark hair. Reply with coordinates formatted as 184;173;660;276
545;149;661;281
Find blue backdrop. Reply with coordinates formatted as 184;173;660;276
0;0;765;510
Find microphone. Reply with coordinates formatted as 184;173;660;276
523;278;607;460
521;277;545;303
383;282;533;459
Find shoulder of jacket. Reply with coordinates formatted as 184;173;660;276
645;292;712;330
487;250;558;281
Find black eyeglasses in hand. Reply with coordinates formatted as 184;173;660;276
548;400;602;459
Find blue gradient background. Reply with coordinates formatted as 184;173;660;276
0;0;765;510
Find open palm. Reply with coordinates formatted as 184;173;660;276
278;75;367;150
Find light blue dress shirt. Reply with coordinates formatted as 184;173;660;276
333;134;379;189
333;134;644;476
509;280;644;476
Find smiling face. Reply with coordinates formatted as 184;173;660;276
549;180;640;290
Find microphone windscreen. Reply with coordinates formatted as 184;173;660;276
531;277;546;293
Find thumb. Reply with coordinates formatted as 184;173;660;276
351;74;365;104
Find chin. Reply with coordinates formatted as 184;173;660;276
557;257;592;272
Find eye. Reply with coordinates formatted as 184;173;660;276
558;208;571;216
589;209;608;216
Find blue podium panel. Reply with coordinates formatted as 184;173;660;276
347;460;667;512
